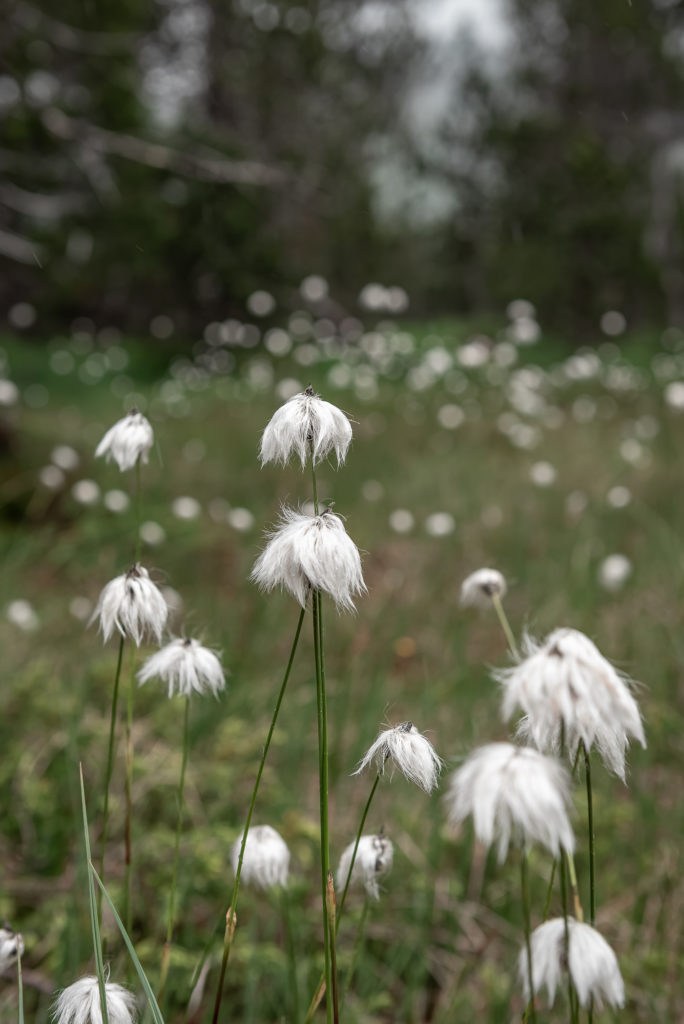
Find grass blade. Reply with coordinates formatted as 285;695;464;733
90;865;165;1024
17;942;24;1024
79;763;109;1024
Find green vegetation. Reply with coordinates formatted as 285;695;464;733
0;321;682;1022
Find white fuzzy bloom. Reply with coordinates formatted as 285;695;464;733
460;568;507;609
250;506;366;612
52;976;137;1024
520;917;625;1010
231;824;290;890
95;410;154;472
0;927;23;970
353;722;444;793
259;386;352;468
137;638;226;698
445;743;574;861
91;564;169;646
498;628;646;780
336;833;394;900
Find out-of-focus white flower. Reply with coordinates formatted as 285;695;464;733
251;506;366;612
231;825;290;890
460;568;507;609
138;637;226;698
0;927;23;970
598;553;632;591
6;599;39;631
91;564;168;646
259;386;352;467
336;833;394;900
52;976;137;1024
497;628;646;780
354;722;443;793
445;743;574;861
95;410;154;472
519;918;625;1010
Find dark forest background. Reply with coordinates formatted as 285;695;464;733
3;0;684;337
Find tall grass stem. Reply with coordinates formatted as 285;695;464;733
582;741;596;925
124;644;136;938
134;456;142;563
313;587;333;1024
17;940;24;1024
491;593;519;659
520;848;536;1024
98;633;125;919
79;764;109;1024
210;607;305;1024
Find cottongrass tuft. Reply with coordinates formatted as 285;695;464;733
91;564;168;646
259;386;352;468
137;637;226;698
250;506;366;612
52;976;137;1024
497;627;646;780
95;410;154;472
354;722;444;793
0;926;23;970
336;833;394;900
519;917;625;1010
231;825;290;891
460;568;507;608
445;742;575;861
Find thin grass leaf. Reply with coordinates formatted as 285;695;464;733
79;763;109;1024
17;944;24;1024
90;865;166;1024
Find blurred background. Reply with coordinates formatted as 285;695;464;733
3;0;684;337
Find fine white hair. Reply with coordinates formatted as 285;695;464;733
259;387;352;468
336;833;394;901
137;638;226;698
250;507;366;612
354;722;444;794
95;411;154;473
91;564;169;646
497;628;646;780
445;742;575;861
52;976;137;1024
519;917;625;1010
460;568;507;609
231;825;290;891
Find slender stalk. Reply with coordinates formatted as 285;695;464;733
565;851;584;922
98;633;125;919
17;941;24;1024
282;887;300;1024
582;741;595;926
313;588;333;1024
340;898;370;1017
326;872;340;1024
79;765;109;1024
134;456;142;563
123;644;136;938
305;773;382;1023
560;852;578;1024
491;592;519;659
211;608;305;1024
158;695;191;1006
542;859;557;921
520;849;536;1024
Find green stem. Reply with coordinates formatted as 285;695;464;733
98;634;125;920
520;849;536;1024
305;773;381;1023
211;607;305;1024
311;459;319;515
17;942;24;1024
124;644;136;940
340;898;370;1018
565;851;584;922
491;592;519;659
134;456;142;563
282;887;300;1023
158;695;191;1006
582;742;596;926
542;859;557;921
313;588;333;1024
560;852;578;1024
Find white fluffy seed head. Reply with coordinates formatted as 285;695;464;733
52;976;137;1024
353;722;444;793
460;568;507;609
259;387;352;468
519;918;625;1010
0;927;23;970
250;506;366;612
91;564;169;646
497;627;646;781
95;410;154;472
137;637;226;698
336;833;394;900
445;742;575;861
231;824;290;891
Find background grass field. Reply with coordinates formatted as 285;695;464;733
0;320;682;1022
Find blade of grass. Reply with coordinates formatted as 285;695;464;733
91;865;166;1024
17;942;24;1024
79;763;109;1024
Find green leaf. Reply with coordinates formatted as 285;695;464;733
79;763;109;1024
